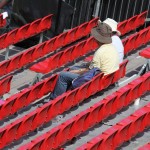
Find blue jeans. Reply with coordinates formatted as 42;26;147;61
50;71;80;99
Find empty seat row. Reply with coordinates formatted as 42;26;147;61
123;26;150;54
17;71;150;150
118;10;148;35
77;102;150;150
0;17;99;77
138;142;150;150
0;60;128;149
0;14;53;50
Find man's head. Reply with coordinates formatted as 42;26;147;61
91;22;112;44
102;18;121;36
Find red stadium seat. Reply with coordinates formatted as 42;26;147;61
39;14;53;31
124;33;138;54
64;27;78;44
0;128;7;149
0;59;11;77
85;17;99;34
0;33;7;49
43;38;56;54
101;72;115;89
32;43;45;60
116;86;131;108
11;88;31;114
17;112;36;139
87;73;103;97
145;26;150;44
135;28;149;49
31;106;49;130
38;74;58;96
53;120;74;148
61;46;74;64
125;15;138;33
48;95;66;121
135;10;148;28
0;75;13;96
60;89;77;113
71;41;86;59
53;31;68;49
139;47;150;59
5;28;18;47
118;20;128;35
27;81;46;104
76;22;89;38
0;97;16;119
68;113;87;140
128;78;143;101
27;18;41;36
7;53;23;72
102;94;117;118
113;59;128;83
20;47;35;67
15;24;30;42
40;128;60;150
138;142;150;150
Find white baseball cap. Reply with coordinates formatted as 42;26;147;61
103;18;121;36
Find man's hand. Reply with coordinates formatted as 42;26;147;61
69;68;89;75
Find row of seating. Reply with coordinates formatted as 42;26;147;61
118;10;148;35
0;14;53;50
138;142;150;150
0;9;145;51
0;13;6;28
85;25;150;62
0;60;128;149
30;24;150;74
123;26;150;55
77;102;150;150
0;17;99;77
17;71;150;150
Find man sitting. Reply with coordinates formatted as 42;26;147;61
49;22;119;100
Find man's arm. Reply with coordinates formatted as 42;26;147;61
89;50;101;69
69;68;89;75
